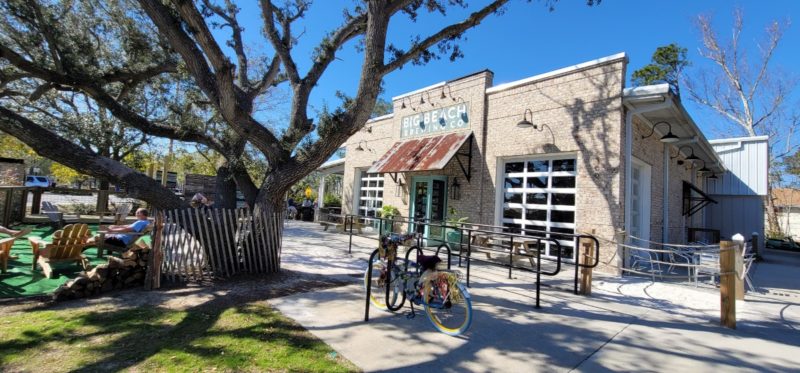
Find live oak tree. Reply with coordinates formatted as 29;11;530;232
0;0;596;271
683;9;799;236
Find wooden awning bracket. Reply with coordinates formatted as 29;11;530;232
682;181;718;217
454;134;473;182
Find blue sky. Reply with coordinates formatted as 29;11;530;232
224;1;799;142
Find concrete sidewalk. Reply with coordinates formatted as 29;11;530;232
273;221;800;372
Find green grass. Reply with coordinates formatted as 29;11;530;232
1;224;147;298
0;301;358;372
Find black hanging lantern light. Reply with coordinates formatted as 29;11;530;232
451;177;461;200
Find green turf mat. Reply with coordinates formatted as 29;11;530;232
0;224;149;298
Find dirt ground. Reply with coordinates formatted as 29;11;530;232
1;269;356;316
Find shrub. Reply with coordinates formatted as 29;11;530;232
323;193;341;207
379;205;400;219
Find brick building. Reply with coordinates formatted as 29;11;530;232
334;53;741;274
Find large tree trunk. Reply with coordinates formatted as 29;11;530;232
215;164;238;209
0;106;187;209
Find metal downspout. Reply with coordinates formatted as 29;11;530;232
663;143;670;243
623;100;671;245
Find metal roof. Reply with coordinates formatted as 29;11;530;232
623;83;726;174
367;132;472;174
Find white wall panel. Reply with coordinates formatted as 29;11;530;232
708;137;768;196
706;195;764;240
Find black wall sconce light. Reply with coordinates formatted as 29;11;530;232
641;121;680;143
440;85;456;101
517;108;536;129
418;91;433;107
670;145;700;163
450;177;461;200
355;140;368;152
695;159;711;173
400;97;410;110
708;172;719;180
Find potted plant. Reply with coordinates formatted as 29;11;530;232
445;207;469;252
378;205;400;234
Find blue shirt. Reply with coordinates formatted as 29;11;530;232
111;220;150;245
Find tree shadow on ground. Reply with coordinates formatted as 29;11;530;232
0;273;355;372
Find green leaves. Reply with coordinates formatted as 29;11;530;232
631;43;689;93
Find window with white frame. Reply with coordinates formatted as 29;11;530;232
500;157;577;260
357;172;384;218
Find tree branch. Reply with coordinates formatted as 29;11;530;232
259;0;301;84
101;62;178;84
136;0;221;105
0;106;186;209
381;0;509;74
201;0;250;86
247;57;282;100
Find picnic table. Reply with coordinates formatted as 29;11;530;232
470;233;541;266
319;214;365;234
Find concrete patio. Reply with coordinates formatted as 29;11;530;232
273;220;800;372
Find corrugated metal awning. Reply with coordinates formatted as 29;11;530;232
367;132;472;174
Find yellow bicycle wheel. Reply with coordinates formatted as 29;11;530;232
364;258;404;310
423;276;472;336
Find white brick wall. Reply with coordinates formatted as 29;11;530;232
342;58;630;274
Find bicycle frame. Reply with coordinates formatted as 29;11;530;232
364;242;471;331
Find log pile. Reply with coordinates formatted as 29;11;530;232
53;246;149;301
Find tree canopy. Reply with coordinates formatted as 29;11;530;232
631;43;689;94
2;0;570;211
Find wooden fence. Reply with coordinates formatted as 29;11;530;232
155;208;283;282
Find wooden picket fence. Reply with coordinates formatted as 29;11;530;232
153;208;283;282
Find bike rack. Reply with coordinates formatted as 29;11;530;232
357;214;602;317
364;241;450;322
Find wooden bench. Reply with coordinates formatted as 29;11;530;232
318;220;365;234
336;221;365;234
319;221;337;231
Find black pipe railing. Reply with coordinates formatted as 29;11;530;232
350;214;602;312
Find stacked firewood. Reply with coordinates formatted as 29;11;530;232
53;246;149;301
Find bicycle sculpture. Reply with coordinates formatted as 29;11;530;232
364;233;473;336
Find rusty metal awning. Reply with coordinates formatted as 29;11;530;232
367;132;473;178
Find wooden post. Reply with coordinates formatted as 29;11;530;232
580;239;594;295
720;240;736;329
96;188;109;215
31;188;42;214
751;233;761;261
2;190;13;227
145;211;164;290
162;139;174;187
735;241;745;301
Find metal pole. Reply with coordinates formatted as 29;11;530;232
466;229;472;287
348;215;354;254
574;240;580;295
365;249;379;322
508;236;514;279
536;240;542;309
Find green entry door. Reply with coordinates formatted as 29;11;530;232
410;176;448;246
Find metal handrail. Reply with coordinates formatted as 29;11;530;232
344;213;595;309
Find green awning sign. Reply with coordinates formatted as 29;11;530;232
400;102;470;138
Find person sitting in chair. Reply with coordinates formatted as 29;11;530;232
0;225;32;238
87;208;150;249
190;193;214;210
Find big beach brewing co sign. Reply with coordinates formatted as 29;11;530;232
400;102;470;138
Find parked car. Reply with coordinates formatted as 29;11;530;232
24;175;52;188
